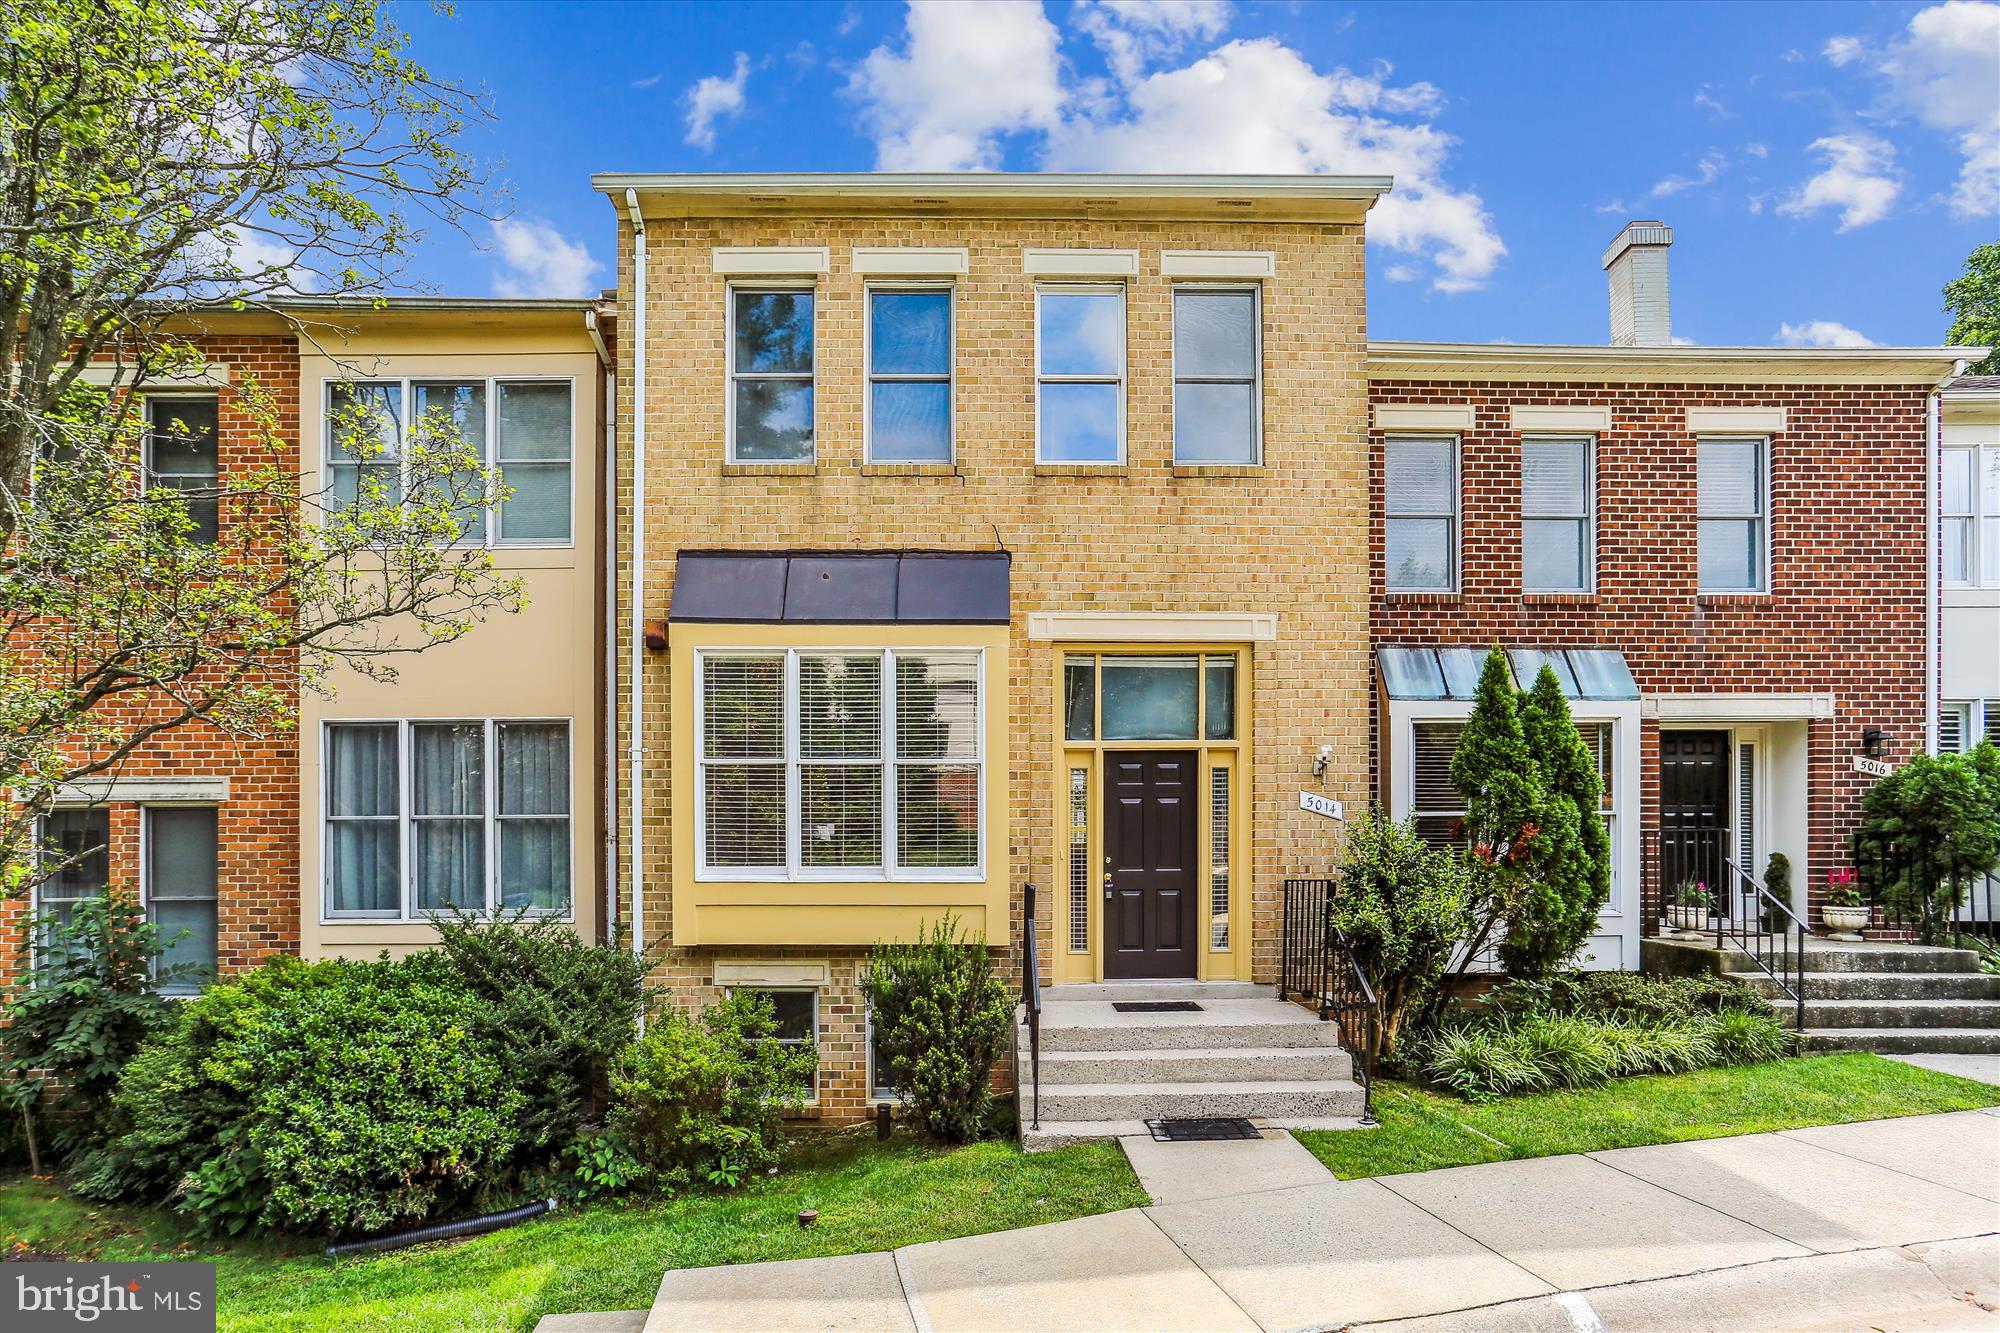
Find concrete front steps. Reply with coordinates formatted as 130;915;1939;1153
1643;936;2000;1055
1017;982;1367;1150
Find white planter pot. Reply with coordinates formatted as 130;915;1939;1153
1822;904;1871;939
1666;905;1709;934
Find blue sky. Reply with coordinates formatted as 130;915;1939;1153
402;0;1998;348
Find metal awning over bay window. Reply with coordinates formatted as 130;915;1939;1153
1376;646;1639;702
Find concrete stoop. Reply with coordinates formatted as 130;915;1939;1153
1644;936;2000;1055
1017;983;1367;1149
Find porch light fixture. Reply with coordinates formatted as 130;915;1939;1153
1861;728;1885;758
1312;744;1332;780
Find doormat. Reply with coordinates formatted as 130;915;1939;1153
1112;1000;1202;1013
1146;1118;1261;1142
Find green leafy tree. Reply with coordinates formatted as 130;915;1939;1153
862;914;1013;1143
1854;743;2000;944
1449;648;1543;975
1331;809;1475;1058
1944;243;2000;375
0;0;524;892
1502;666;1611;976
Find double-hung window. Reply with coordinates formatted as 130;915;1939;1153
866;287;952;462
732;988;818;1097
1409;722;1467;848
326;378;574;544
1943;444;1998;585
1697;436;1768;592
145;397;220;543
1384;436;1459;591
729;288;816;461
1036;286;1125;463
1172;287;1261;464
697;649;983;878
324;719;572;919
146;807;218;993
36;808;109;944
1521;436;1593;592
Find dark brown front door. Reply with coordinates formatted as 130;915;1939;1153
1103;750;1198;979
1660;730;1731;907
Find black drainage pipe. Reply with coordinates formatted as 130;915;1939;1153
323;1198;557;1259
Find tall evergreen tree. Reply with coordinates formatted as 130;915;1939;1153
1503;665;1612;975
1449;647;1543;974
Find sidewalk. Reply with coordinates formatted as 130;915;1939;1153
554;1109;2000;1333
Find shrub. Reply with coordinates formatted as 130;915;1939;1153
1854;743;2000;943
1;894;182;1161
431;912;649;1154
1573;971;1773;1024
609;992;815;1189
862;915;1013;1144
1331;809;1475;1057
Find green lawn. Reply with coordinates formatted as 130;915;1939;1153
1296;1052;2000;1178
0;1131;1146;1332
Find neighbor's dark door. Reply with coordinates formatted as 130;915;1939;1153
1660;729;1731;912
1102;750;1199;979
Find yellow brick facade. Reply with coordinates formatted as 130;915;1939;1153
613;209;1374;1119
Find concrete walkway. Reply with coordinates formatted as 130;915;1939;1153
571;1110;2000;1333
1888;1052;2000;1086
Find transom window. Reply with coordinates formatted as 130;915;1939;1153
866;287;953;462
1943;444;1999;586
144;397;220;543
1521;436;1593;592
324;719;572;919
1384;435;1459;591
729;288;816;462
1172;287;1261;464
1036;286;1126;464
325;378;574;544
696;649;983;879
1697;436;1767;592
1062;653;1237;742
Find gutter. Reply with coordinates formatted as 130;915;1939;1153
624;189;648;963
587;308;617;943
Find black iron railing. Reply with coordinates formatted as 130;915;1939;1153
1713;854;1808;1031
1021;881;1041;1132
1851;835;2000;945
1278;877;1377;1125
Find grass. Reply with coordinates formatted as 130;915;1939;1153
1295;1051;2000;1179
0;1129;1147;1332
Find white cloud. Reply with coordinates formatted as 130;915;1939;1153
1777;319;1877;347
1077;0;1233;85
683;53;751;151
847;1;1065;170
1693;87;1733;118
1823;35;1865;66
488;219;601;299
631;74;662;90
1874;1;2000;219
1778;133;1902;229
1652;150;1730;197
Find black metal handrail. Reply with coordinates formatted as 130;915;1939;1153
1021;881;1041;1132
1853;834;2000;945
1714;854;1808;1031
1279;877;1378;1126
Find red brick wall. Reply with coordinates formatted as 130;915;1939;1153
1368;379;1932;925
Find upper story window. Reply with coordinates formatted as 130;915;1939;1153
1384;435;1458;591
729;288;815;462
1172;287;1261;464
145;396;220;543
1697;436;1767;593
866;287;953;463
1943;444;1998;586
324;718;572;920
696;648;983;880
1036;286;1125;464
326;378;574;545
1521;436;1594;592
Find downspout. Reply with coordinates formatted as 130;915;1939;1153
1926;358;1970;755
624;189;648;961
587;308;617;941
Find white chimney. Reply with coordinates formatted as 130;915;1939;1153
1602;220;1674;346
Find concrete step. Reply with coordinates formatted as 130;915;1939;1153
1038;981;1274;1004
1743;971;2000;1001
1021;1045;1352;1085
1802;945;1983;975
1030;998;1342;1052
1034;1078;1367;1122
1803;1027;2000;1054
1019;1115;1374;1151
1799;998;2000;1029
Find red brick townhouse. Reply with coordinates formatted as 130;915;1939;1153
1368;222;1977;969
4;298;613;989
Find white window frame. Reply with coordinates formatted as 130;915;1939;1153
865;1002;900;1104
1384;433;1461;592
1034;283;1127;465
143;393;221;543
1696;434;1770;594
319;375;577;548
1520;434;1596;593
726;283;818;465
1943;443;1997;587
320;717;575;923
139;802;220;996
29;805;110;970
863;283;955;464
1171;283;1263;466
694;647;986;883
729;985;820;1105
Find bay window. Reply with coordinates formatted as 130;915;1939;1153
697;649;983;878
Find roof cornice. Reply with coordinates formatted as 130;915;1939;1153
1367;341;1987;385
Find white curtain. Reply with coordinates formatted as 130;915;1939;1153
414;723;484;911
327;724;400;914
